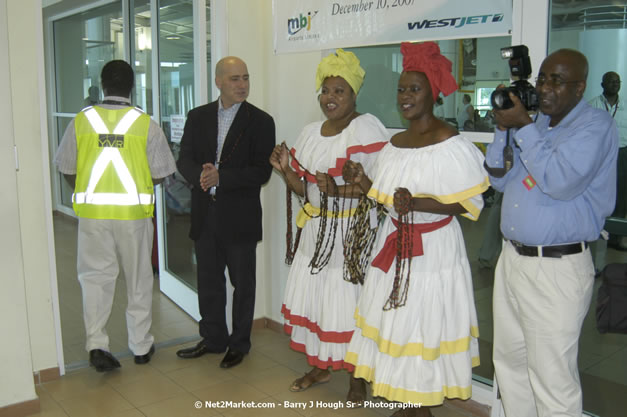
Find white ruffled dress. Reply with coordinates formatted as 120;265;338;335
281;113;389;370
345;136;489;405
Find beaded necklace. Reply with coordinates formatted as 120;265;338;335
283;151;341;275
341;195;386;285
383;188;414;310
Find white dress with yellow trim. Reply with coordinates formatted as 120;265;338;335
345;135;489;405
282;113;389;370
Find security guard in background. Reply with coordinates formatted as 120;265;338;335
55;60;176;372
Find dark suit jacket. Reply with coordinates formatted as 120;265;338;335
177;100;276;243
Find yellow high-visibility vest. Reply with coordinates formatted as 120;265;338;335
73;106;154;220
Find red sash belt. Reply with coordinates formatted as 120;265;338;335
371;216;453;273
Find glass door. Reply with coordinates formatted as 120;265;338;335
155;0;212;318
50;0;215;320
51;1;124;217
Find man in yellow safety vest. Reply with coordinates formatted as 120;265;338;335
55;60;176;372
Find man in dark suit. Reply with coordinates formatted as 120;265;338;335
175;56;275;368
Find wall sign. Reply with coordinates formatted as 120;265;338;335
273;0;512;54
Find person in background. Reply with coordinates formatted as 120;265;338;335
54;60;176;372
343;41;488;417
433;95;445;119
589;71;627;250
457;93;474;130
84;85;100;107
175;56;275;369
487;49;618;417
270;49;389;405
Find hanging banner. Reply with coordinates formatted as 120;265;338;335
273;0;512;54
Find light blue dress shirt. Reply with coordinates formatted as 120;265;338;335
210;99;241;195
486;99;619;245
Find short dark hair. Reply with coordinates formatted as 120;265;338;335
101;60;134;97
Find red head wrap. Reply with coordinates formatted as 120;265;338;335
400;42;458;101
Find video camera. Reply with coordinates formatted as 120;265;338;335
490;45;539;111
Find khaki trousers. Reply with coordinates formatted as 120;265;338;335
493;240;594;417
77;217;154;355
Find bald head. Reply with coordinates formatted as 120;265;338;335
601;71;621;97
546;49;589;82
537;49;589;126
215;56;247;77
215;56;249;108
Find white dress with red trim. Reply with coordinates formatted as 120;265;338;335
281;113;389;370
345;136;489;405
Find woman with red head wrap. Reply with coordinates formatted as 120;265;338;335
343;42;489;415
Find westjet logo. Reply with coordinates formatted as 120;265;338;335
408;14;504;30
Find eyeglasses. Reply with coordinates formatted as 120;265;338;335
535;77;582;88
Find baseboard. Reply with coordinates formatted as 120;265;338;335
252;317;267;330
33;367;61;384
0;398;40;417
262;317;283;333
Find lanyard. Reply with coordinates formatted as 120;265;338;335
603;98;618;118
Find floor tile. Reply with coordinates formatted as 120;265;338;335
113;373;187;408
191;379;268;404
139;392;220;417
57;385;135;417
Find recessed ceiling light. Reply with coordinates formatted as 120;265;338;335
166;35;181;40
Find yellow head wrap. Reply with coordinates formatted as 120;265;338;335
315;49;365;94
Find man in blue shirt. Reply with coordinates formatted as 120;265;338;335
486;49;618;416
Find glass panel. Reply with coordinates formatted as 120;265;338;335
159;0;198;290
549;1;627;415
347;36;511;133
133;0;153;115
53;1;123;114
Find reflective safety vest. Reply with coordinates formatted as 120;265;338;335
73;106;154;220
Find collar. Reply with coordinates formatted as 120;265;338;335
102;95;132;105
600;93;622;108
218;97;243;113
538;98;587;129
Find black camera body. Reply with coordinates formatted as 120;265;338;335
491;79;539;111
490;45;539;111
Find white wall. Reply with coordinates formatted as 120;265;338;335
0;0;44;409
6;0;60;375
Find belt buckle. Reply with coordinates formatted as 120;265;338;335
510;240;524;250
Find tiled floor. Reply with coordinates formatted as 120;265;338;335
46;208;627;417
47;213;475;417
32;329;477;417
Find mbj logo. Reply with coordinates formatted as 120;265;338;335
287;11;318;35
408;13;504;30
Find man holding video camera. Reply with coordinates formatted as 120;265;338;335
486;49;618;416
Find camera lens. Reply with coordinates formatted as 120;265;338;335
491;88;513;110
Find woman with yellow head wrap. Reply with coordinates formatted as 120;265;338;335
270;49;389;404
342;42;489;416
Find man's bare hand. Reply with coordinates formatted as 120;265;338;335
200;163;219;192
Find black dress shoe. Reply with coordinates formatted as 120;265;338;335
176;341;225;359
134;344;155;365
220;349;245;369
89;349;121;372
